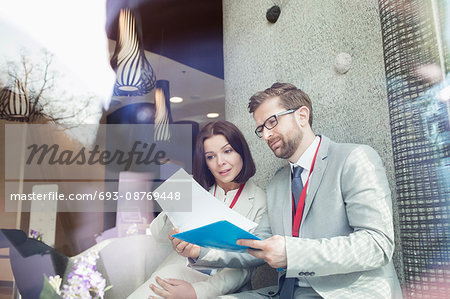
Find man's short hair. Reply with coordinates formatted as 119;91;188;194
248;82;313;126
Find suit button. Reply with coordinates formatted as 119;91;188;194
298;272;304;276
268;291;275;295
311;272;315;276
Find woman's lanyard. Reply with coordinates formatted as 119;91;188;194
292;138;321;237
214;183;245;209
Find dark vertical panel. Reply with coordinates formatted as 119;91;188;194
378;0;450;298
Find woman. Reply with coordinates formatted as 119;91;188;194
128;121;266;299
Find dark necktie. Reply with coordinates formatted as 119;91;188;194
279;273;296;298
292;166;304;211
279;166;304;298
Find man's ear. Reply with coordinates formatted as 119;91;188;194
295;106;310;126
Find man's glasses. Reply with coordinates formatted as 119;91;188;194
255;108;299;138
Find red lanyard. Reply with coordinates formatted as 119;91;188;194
214;183;245;209
292;138;321;237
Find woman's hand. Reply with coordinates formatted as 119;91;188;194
168;228;201;259
150;276;197;299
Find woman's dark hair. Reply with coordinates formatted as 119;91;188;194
193;121;256;190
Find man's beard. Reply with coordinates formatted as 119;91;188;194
271;131;302;160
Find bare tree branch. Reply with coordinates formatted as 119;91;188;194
0;48;99;126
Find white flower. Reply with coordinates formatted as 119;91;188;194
48;275;62;295
61;249;110;298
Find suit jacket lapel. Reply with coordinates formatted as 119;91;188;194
301;135;329;225
280;167;293;235
236;181;255;219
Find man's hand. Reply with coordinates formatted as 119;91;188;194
168;228;201;259
150;276;196;299
237;235;287;269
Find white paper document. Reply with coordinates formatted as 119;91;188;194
153;168;258;232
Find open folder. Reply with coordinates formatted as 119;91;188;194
172;220;261;252
153;169;260;251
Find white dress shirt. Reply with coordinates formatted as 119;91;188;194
289;136;321;189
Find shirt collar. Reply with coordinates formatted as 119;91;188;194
289;136;321;173
211;184;239;198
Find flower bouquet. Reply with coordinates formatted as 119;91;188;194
40;250;111;299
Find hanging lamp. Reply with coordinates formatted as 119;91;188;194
110;8;157;96
0;79;33;122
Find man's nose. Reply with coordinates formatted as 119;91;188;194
262;127;273;141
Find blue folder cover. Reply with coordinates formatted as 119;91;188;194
172;220;261;252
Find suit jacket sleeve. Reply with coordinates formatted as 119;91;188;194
286;145;395;277
192;267;252;299
149;212;172;244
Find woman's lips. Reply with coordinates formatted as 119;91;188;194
219;169;231;175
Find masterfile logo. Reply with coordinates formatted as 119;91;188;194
26;141;170;171
5;124;192;180
4;124;193;213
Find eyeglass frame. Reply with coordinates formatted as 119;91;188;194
254;107;300;138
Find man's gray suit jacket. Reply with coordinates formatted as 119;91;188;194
192;135;402;298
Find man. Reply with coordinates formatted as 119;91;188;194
161;83;401;298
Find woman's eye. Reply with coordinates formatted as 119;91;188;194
206;155;214;160
224;148;233;154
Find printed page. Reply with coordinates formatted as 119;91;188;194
153;168;257;232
